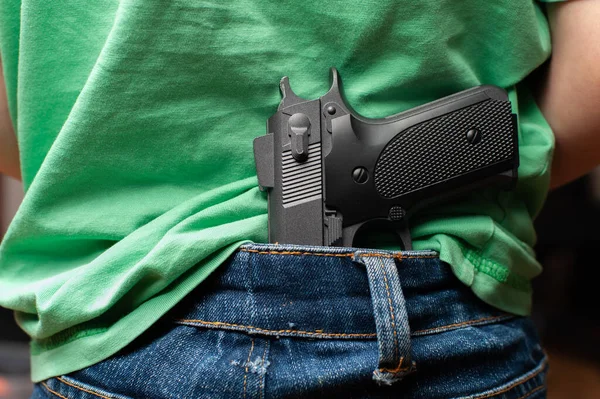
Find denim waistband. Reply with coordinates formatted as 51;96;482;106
173;243;513;385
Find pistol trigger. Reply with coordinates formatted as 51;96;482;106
394;221;413;251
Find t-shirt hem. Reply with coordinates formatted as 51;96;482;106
439;242;532;316
30;240;250;383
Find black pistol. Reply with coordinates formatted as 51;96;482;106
253;68;519;250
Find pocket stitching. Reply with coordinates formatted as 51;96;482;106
46;376;132;399
41;382;69;399
176;314;514;340
56;377;113;399
516;385;545;399
412;315;514;336
458;357;548;399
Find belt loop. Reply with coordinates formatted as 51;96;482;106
353;251;416;386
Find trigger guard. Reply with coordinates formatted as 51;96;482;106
342;219;413;250
342;222;367;247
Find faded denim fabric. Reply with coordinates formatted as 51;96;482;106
32;243;547;399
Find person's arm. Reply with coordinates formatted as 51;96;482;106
0;58;20;181
535;0;600;189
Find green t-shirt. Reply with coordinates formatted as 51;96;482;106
0;0;556;382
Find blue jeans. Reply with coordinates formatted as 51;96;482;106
32;244;547;398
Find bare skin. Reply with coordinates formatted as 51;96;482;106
535;0;600;189
0;60;20;181
0;1;599;188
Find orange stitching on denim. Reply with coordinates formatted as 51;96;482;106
379;356;413;373
239;248;437;260
516;385;545;399
377;256;402;371
177;319;378;338
243;339;255;399
241;249;364;258
258;341;269;399
394;255;437;259
413;315;511;335
56;377;112;399
41;382;69;399
178;315;514;339
470;358;547;399
362;253;404;260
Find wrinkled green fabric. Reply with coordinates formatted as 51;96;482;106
0;0;556;382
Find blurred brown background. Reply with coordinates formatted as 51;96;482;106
1;172;599;398
0;175;32;399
